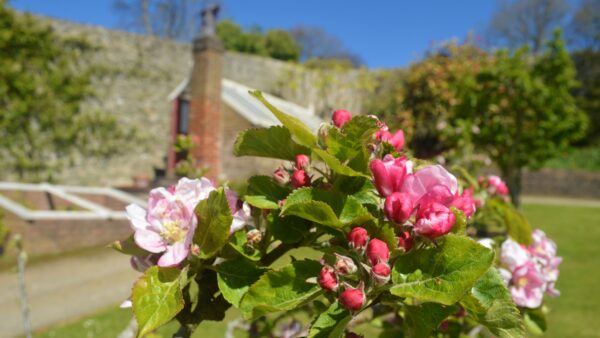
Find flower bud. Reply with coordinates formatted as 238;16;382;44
371;262;391;285
345;333;363;338
339;287;365;311
273;167;290;185
369;155;412;197
332;109;352;128
318;266;338;292
414;202;456;238
384;192;414;224
246;229;262;245
334;253;357;275
347;227;369;251
291;169;311;188
295;154;310;170
450;188;476;218
366;238;390;265
398;231;414;252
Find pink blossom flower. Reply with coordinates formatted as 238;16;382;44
401;165;458;206
347;227;369;251
371;262;391;285
366;239;390;265
294;154;310;170
370;155;413;197
384;192;414;224
510;261;546;308
414;201;456;238
226;189;252;234
126;178;250;267
318;266;338;292
339;287;365;311
291;169;311;188
398;231;414;252
332;109;352;128
500;239;531;271
376;129;405;152
488;175;509;196
273;167;290;185
334;253;357;275
528;229;557;265
450;188;476;218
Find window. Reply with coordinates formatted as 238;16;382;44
177;99;190;134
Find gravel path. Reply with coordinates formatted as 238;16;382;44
0;249;138;338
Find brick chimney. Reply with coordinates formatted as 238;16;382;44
188;5;223;181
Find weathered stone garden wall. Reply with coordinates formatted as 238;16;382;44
34;16;368;186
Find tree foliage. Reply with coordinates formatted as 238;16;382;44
216;20;301;62
0;2;133;181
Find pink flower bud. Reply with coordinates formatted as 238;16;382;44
398;231;414;252
488;175;509;196
295;154;310;170
439;320;449;332
371;262;391;285
334;253;357;275
450;187;476;218
366;238;390;265
291;169;311;188
347;227;369;250
384;192;414;224
273;167;290;185
278;199;286;208
376;128;405;152
369;155;412;197
414;202;456;238
332;109;352;128
339;287;365;311
318;266;338;292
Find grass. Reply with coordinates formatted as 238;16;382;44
33;203;600;338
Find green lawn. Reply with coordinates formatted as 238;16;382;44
34;203;600;338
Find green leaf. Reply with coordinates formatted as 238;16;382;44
484;198;532;245
313;148;369;177
244;175;291;210
268;212;311;244
308;302;352;338
224;231;262;261
403;303;459;338
217;258;266;307
239;259;323;320
132;266;184;338
460;268;525;338
234;126;310;160
193;188;233;258
282;187;374;228
450;207;467;235
326;115;379;162
109;235;150;256
524;308;547;335
391;234;494;305
250;90;318;147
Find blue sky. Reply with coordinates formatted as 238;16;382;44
10;1;500;68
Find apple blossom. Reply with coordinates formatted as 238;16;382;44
347;227;369;251
450;188;476;218
370;155;412;197
332;109;352;128
377;129;405;152
366;238;390;265
291;169;311;188
384;192;414;224
402;165;458;206
339;286;365;311
273;167;290;185
500;239;531;271
510;261;546;308
334;253;358;275
371;262;391;285
295;154;310;170
414;202;456;238
318;266;338;292
488;175;509;196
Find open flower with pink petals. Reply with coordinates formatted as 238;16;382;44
126;177;252;267
401;164;458;207
509;261;546;308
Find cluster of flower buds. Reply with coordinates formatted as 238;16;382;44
272;154;312;188
479;175;509;197
318;227;392;312
370;154;477;239
498;229;562;308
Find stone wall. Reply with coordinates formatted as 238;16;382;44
31;16;368;186
522;169;600;198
